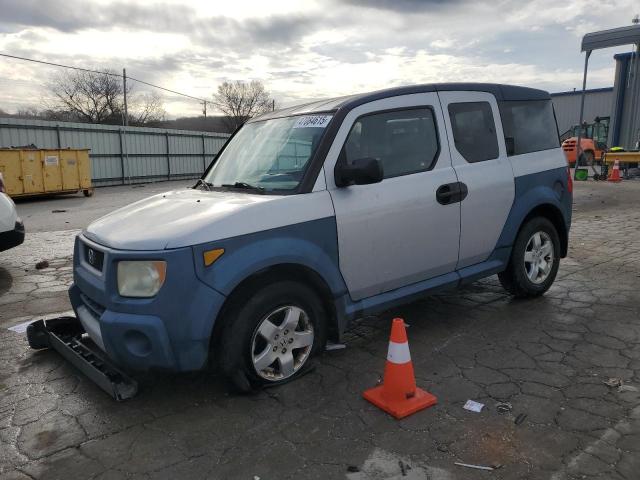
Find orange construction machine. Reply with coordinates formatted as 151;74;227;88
561;117;609;166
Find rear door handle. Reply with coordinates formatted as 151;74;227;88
436;182;468;205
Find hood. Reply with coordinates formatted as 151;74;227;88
84;188;279;250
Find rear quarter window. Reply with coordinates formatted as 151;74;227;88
499;100;560;156
448;102;499;163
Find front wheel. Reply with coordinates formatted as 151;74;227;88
499;217;561;298
217;281;327;391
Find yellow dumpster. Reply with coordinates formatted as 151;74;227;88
0;148;93;198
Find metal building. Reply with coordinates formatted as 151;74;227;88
609;51;640;149
551;87;613;136
0;117;229;186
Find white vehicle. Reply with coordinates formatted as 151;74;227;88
0;173;24;252
29;83;572;395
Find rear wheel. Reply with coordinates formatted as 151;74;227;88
217;281;327;391
499;217;561;298
580;150;595;166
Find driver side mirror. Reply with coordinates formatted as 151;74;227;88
335;156;384;187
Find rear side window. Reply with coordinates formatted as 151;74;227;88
499;100;559;156
448;102;499;163
343;108;439;179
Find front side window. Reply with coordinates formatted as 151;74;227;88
499;100;559;156
342;108;439;179
448;102;499;163
204;114;332;192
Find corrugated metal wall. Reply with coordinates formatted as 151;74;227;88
551;88;614;135
609;52;640;150
0;117;229;186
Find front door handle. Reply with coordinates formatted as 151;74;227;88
436;182;468;205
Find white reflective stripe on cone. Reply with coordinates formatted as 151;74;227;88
387;341;411;364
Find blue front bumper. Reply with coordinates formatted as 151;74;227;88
69;235;226;372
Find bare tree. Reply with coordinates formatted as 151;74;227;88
15;107;42;119
128;92;166;126
214;80;274;132
47;69;126;123
46;70;166;126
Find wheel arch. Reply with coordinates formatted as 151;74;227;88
496;170;571;260
210;262;340;356
519;203;568;257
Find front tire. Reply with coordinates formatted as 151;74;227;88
499;217;561;298
217;281;327;391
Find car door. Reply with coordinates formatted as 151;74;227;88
438;91;515;269
326;93;461;301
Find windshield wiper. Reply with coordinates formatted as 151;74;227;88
221;182;265;193
194;178;212;191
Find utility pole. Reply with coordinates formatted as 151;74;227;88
122;68;129;126
203;100;207;118
272;99;275;111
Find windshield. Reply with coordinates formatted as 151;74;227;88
571;125;593;138
204;114;333;192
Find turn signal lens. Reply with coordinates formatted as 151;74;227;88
203;248;225;267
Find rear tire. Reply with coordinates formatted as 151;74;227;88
579;150;595;166
499;217;561;298
217;281;327;392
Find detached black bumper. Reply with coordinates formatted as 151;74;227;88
27;317;138;401
0;220;25;252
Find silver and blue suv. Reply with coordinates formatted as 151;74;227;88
69;83;572;389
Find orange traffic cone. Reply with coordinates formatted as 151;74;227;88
363;318;437;419
608;160;622;182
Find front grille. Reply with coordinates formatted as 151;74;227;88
84;244;104;271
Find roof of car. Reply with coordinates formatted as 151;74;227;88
253;83;550;122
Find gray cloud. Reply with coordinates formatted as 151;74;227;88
0;0;627;117
0;0;320;50
0;0;192;32
0;0;85;32
310;43;371;63
338;0;463;13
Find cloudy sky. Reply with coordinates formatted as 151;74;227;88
0;0;637;117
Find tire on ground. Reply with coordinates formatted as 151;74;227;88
579;150;595;166
498;216;561;298
217;280;327;391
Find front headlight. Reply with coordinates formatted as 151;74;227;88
117;261;167;298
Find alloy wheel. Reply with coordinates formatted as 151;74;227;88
524;231;554;284
250;305;314;381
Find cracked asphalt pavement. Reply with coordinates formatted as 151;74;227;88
1;179;640;479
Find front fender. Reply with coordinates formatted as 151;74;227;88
192;217;347;298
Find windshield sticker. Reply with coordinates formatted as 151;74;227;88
293;115;332;129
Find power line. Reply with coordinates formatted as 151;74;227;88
127;76;206;102
0;53;121;77
0;52;208;103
